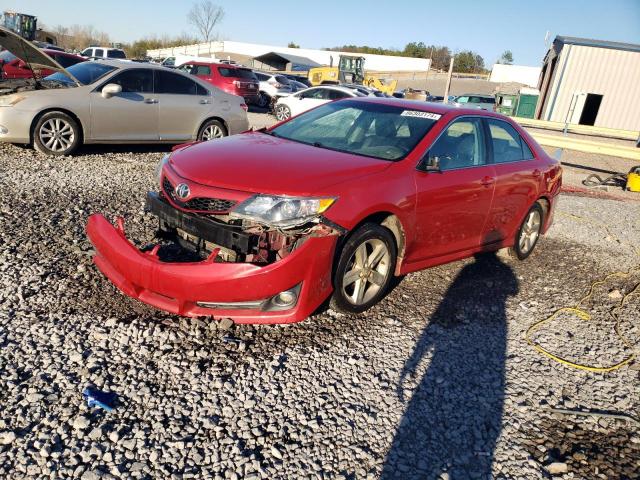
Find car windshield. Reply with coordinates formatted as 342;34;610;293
270;100;440;161
45;62;117;85
0;50;17;62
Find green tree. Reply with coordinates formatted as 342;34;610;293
499;50;514;64
287;41;300;48
454;50;486;73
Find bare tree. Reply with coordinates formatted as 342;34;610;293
187;1;224;43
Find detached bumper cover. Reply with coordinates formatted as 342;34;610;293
86;214;337;324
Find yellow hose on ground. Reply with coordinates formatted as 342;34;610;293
525;211;640;373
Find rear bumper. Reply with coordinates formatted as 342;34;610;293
86;214;337;324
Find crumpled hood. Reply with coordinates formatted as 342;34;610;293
169;131;392;195
0;26;80;85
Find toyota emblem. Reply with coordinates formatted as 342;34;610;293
175;183;190;199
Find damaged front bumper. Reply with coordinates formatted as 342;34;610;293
86;204;340;324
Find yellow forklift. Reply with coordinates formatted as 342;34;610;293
308;55;398;96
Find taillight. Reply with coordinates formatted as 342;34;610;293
240;103;248;112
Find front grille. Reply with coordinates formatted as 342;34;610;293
162;177;236;213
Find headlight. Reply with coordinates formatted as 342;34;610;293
231;195;336;227
0;95;26;107
155;154;170;184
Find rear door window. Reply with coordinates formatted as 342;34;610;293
327;89;350;100
94;49;104;58
487;119;534;163
155;70;208;95
107;50;126;59
54;54;83;68
193;65;211;75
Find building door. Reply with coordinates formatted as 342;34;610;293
579;94;603;126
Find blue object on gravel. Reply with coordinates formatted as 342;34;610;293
82;387;116;412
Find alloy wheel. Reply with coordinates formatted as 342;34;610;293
39;118;74;153
519;209;541;255
342;239;391;305
275;105;290;121
202;124;224;141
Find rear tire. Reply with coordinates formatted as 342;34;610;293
33;111;81;156
510;203;543;260
274;104;291;121
330;223;397;314
197;120;227;142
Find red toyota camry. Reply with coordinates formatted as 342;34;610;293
87;98;561;324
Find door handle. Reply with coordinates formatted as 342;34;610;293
200;99;211;104
144;98;158;104
480;176;495;187
532;169;541;177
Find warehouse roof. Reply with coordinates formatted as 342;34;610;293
253;51;321;68
555;36;640;53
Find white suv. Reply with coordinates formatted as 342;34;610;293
80;47;127;59
274;85;366;121
253;72;293;108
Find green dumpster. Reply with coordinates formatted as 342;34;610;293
514;88;539;119
496;93;518;116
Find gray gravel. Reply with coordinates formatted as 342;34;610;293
0;140;639;479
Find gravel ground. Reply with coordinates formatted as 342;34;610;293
1;140;639;480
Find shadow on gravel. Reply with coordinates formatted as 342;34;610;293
381;251;518;479
79;144;173;155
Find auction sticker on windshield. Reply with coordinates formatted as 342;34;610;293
400;111;441;120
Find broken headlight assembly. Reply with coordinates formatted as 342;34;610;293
155;153;170;184
230;195;336;228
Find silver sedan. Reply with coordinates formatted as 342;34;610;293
0;28;249;155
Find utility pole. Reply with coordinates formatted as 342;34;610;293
443;56;454;104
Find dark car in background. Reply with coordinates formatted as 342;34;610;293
451;94;496;110
180;61;260;105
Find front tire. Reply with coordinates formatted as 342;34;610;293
197;119;227;142
510;203;543;260
33;112;81;156
330;223;397;314
274;104;291;121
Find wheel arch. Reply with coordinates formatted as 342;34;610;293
536;195;551;232
345;211;407;275
197;116;229;139
30;108;85;145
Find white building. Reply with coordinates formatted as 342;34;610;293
147;40;431;72
489;64;541;88
536;36;640;131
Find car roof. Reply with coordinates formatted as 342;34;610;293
457;93;494;97
91;59;169;70
349;97;504;117
43;49;82;57
310;85;357;94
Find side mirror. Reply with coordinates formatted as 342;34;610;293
17;60;30;69
419;153;443;173
101;83;122;99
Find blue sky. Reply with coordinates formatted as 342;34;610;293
6;0;640;66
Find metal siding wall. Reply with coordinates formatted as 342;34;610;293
547;45;640;130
